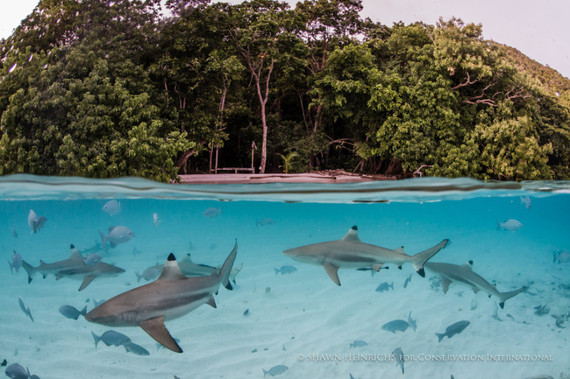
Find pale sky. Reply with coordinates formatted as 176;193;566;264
1;0;569;79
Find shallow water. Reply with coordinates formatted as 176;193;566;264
0;175;569;379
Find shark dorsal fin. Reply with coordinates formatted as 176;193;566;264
341;226;360;242
69;245;86;266
69;246;83;259
158;253;186;280
461;261;473;271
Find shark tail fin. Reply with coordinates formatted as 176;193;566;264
135;272;142;282
8;259;14;274
21;261;35;283
219;240;238;291
80;306;88;317
498;287;526;309
435;332;445;343
411;239;449;277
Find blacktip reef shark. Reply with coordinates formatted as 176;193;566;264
85;241;238;353
21;244;125;291
283;226;449;286
424;261;526;308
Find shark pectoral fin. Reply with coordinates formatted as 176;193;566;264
323;263;341;286
441;277;451;293
472;288;480;294
79;275;96;291
55;274;63;280
139;316;182;353
371;263;383;272
207;295;217;308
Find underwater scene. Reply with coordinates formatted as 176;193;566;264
0;175;569;379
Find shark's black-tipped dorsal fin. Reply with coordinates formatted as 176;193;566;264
341;226;360;242
69;245;86;266
159;253;186;280
461;262;473;271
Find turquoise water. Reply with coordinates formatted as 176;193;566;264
0;175;569;378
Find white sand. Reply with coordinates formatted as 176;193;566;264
2;246;568;379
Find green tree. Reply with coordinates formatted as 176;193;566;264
228;0;301;173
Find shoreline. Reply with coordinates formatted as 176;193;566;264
178;171;398;184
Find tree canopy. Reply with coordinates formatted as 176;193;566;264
1;0;569;181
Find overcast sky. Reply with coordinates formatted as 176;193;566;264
2;0;568;79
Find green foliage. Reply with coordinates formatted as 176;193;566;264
277;151;299;173
1;1;569;180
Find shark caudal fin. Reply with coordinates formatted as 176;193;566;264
411;239;449;277
435;332;445;343
21;261;36;284
498;287;526;309
219;240;238;291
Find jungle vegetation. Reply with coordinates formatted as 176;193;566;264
1;0;569;181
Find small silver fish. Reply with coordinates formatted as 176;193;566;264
349;340;368;348
553;250;570;264
392;347;405;374
153;212;160;226
8;251;23;274
59;305;87;320
27;210;47;233
497;219;522;231
11;227;18;238
203;207;222;218
403;273;412;288
256;218;274;227
274;265;297;275
102;200;121;216
382;319;409;333
123;342;150;356
519;196;532;210
375;282;394;292
83;254;102;266
136;265;162;282
262;365;288;377
5;363;31;379
92;330;131;347
436;320;470;342
18;297;34;322
100;226;135;248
